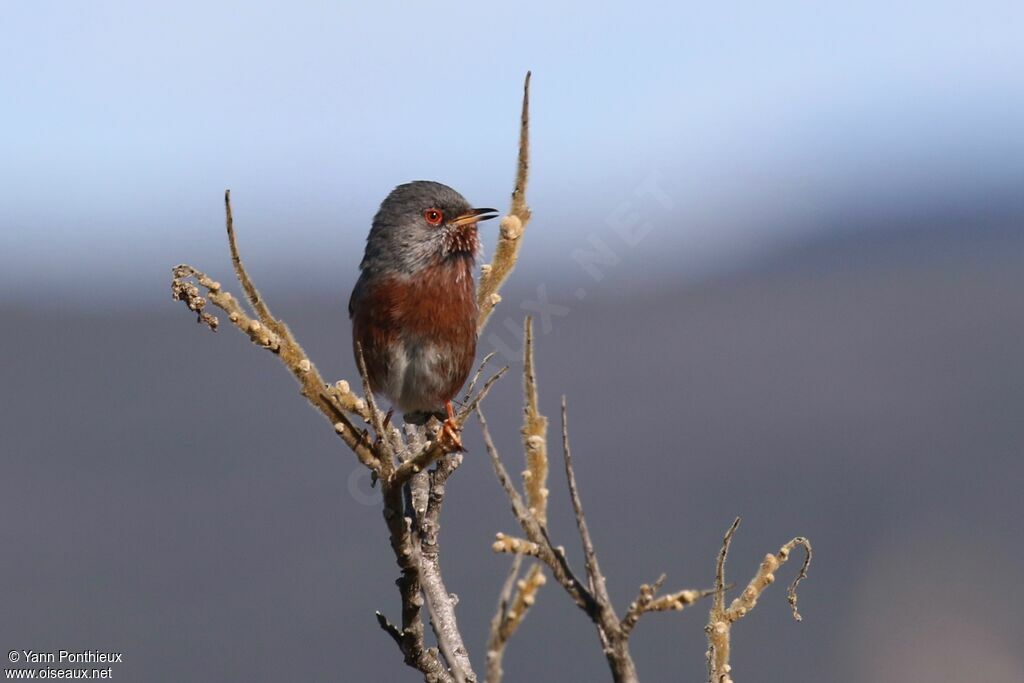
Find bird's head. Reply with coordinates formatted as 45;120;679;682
362;180;498;275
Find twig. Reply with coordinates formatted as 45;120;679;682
478;72;533;332
355;341;393;474
485;559;545;683
558;398;640;680
503;563;545;636
490;532;542;557
462;352;497;406
480;405;642;682
375;610;404;648
477;407;594;612
785;538;813;621
322;379;370;420
171;262;379;472
486;554;524;683
621;575;667;636
724;536;812;623
560;397;616;622
521;317;549;524
621;577;717;636
706;518;812;683
224;189;277;334
391;439;448;487
458;366;509;423
714;518;741;614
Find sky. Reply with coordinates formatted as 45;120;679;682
1;0;1022;305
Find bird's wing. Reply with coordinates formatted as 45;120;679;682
348;272;365;319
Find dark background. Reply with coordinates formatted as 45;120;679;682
3;201;1023;681
2;2;1024;681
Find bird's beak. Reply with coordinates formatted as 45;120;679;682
450;207;500;227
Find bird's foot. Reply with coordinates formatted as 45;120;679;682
440;401;463;452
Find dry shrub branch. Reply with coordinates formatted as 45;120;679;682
170;71;811;683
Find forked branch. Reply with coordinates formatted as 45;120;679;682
171;69;813;683
170;72;542;683
706;518;813;683
481;328;773;683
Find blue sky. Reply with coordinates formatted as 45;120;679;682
2;1;1022;304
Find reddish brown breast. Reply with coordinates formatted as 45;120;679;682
351;256;477;410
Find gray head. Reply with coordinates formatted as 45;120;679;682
360;180;498;275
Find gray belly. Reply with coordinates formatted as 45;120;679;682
383;338;450;414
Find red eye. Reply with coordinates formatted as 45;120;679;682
423;208;443;226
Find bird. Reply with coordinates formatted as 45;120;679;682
349;180;498;445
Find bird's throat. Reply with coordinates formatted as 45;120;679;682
443;224;480;258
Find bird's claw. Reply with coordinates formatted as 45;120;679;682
440;401;464;451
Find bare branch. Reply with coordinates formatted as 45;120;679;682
375;610;404;647
714;518;741;614
407;438;476;683
390;366;508;488
478;72;532;332
380;366;509;482
556;398;643;681
486;555;523;683
175;196;464;683
648;586;717;613
422;571;469;683
560;397;614;618
485;560;545;683
224;189;276;332
724;536;813;623
379;480;453;682
521;317;549;525
391;438;449;486
477;407;594;613
783;537;813;622
169;267;221;330
323;379;370;420
504;563;545;635
171;74;552;683
457;366;509;423
707;518;812;683
622;578;717;636
707;517;740;683
355;341;393;475
171;263;379;472
621;575;666;635
491;532;542;557
172;73;814;683
462;352;497;406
